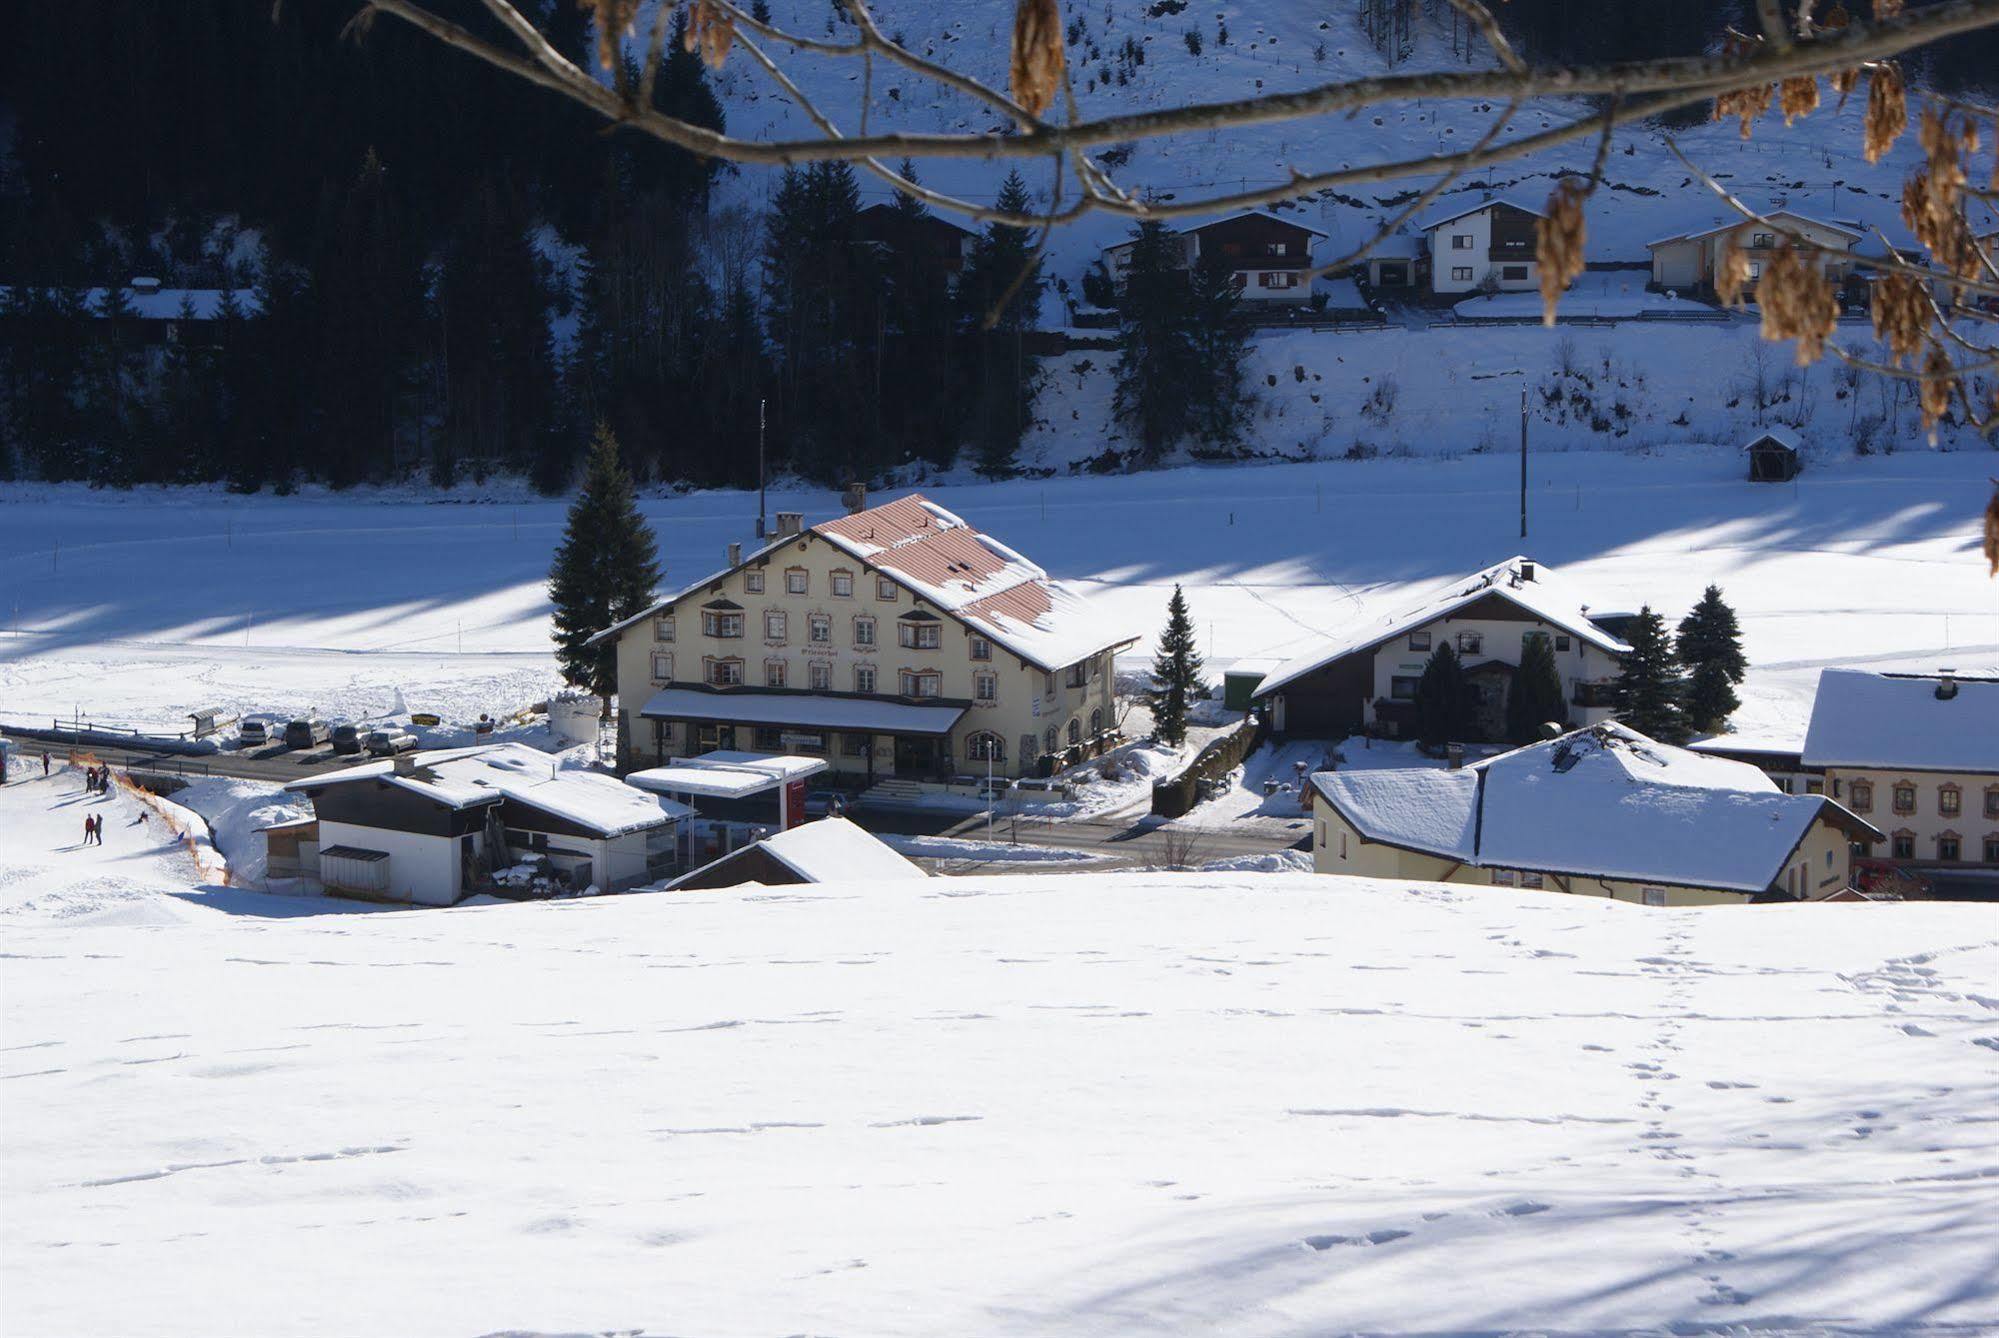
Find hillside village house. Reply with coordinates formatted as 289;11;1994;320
281;744;689;905
1801;669;1999;870
666;816;926;891
1103;211;1327;303
1254;557;1630;741
854;203;976;286
1310;724;1882;906
1417;195;1544;297
1646;209;1862;299
0;278;258;382
592;493;1136;784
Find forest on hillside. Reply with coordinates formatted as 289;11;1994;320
0;0;1993;492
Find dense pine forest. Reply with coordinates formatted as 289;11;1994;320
0;1;1992;491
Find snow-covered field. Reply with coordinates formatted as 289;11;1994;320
2;767;1995;1336
4;447;1992;746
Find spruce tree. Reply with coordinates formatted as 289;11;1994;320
548;424;662;707
1149;585;1205;747
1111;219;1196;460
957;169;1043;475
1675;585;1746;735
1610;606;1687;742
1186;248;1251;450
1414;642;1473;750
1506;632;1568;744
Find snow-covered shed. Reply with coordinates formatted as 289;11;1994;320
1744;426;1802;482
1310;723;1882;906
664;817;926;891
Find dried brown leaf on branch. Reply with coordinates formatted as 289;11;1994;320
1716;241;1753;309
1009;0;1065;119
1713;36;1772;138
1918;347;1956;435
1875;0;1904;16
686;0;734;71
1871;271;1929;364
1535;178;1588;326
1864;62;1908;163
1758;245;1838;364
585;0;639;72
1780;76;1821;125
1984;483;1999;576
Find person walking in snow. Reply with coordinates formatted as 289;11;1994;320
42;751;50;777
94;814;105;845
82;814;94;846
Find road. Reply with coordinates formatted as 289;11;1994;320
1;727;383;785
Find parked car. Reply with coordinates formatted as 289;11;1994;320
329;723;367;756
283;718;331;750
1853;857;1931;899
365;729;418;757
237;717;278;748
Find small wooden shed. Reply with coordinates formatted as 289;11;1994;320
1744;426;1802;482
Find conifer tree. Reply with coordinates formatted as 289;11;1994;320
1610;606;1687;742
1675;585;1746;735
1414;641;1474;750
1506;632;1568;744
1112;219;1197;460
1186;248;1251;449
958;169;1043;475
548;424;662;707
1149;585;1205;747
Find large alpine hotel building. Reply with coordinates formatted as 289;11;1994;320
592;494;1137;782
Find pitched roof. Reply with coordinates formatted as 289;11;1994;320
1255;557;1631;700
814;494;1138;671
1313;724;1881;894
664;816;926;889
1646;207;1862;249
1416;194;1547;233
586;531;795;646
1800;669;1999;772
1186;210;1329;239
1744;425;1802;452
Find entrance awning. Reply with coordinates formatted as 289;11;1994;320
626;750;830;800
638;688;967;737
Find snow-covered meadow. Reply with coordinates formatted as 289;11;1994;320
1;764;1995;1336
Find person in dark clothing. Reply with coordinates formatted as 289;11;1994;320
42;752;51;776
83;814;94;846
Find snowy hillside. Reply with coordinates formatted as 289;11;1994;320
2;767;1995;1335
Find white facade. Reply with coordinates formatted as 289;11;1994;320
1368;614;1621;733
317;820;470;906
1423;205;1541;296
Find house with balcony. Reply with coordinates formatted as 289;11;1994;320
591;493;1138;784
1800;669;1999;870
1310;723;1880;906
1646;207;1861;299
1416;195;1545;297
1253;556;1630;741
1102;211;1326;304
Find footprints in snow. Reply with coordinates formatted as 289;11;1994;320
80;1143;404;1188
1302;1202;1547;1254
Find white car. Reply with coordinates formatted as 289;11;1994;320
365;729;418;757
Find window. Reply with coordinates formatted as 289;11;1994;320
1451;233;1474;250
1805;779;1824;795
1938;834;1962;861
702;609;744;638
1491;869;1515;886
1940;785;1962;817
970;636;992;661
1501;265;1528;280
1850;780;1873;813
1986;787;1999;819
900;670;941;698
785;568;808;595
966;731;1004;762
1339;830;1348;860
1257;271;1297;289
1519;871;1545;889
1065;662;1088;688
898;619;942;650
1451;266;1475;282
1409;630;1431;651
854;665;877;694
1090;707;1104;736
705;657;743;686
1747;261;1763;281
809;662;832;691
1641;888;1667;907
753;726;784;751
1044;725;1059;755
1457;631;1483;655
876;576;897;601
765;610;787;641
1044;672;1056;696
1751;231;1775;249
764;659;787;688
1985;834;1999;864
1265;241;1288;256
1892;830;1915;860
1893;782;1917;815
853;616;877;648
1554;634;1570;652
650;651;674;683
1390;676;1421;701
809;614;831;644
1068;718;1082;745
744;570;765;594
654;613;675;642
843;733;871;757
974;671;997;702
831;570;854;597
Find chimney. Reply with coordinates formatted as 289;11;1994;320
1447;743;1466;770
775;511;804;538
1518;559;1537;582
841;482;868;514
727;541;742;567
1936;668;1958;700
392;752;417;776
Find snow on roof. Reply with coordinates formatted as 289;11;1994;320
1255;557;1631;700
586;531;794;646
760;817;927;883
286;743;687;834
1186;209;1329;239
1310;767;1479;860
638;688;967;736
1417;194;1547;233
1645;206;1861;249
1319;725;1874;894
1801;670;1999;773
814;494;1139;671
626;751;830;799
1743;425;1802;452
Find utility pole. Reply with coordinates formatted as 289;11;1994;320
1519;384;1529;540
756;398;768;539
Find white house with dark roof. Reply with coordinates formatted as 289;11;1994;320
592;493;1139;783
1310;723;1881;905
1254;557;1630;741
1646;207;1861;299
1800;669;1999;869
1417;195;1546;296
1102;211;1327;303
